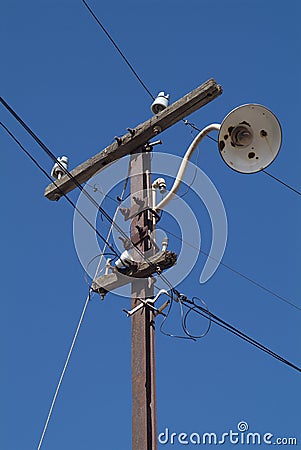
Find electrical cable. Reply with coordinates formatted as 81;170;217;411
37;288;92;450
155;286;300;373
158;290;193;340
184;120;219;142
158;224;301;313
94;159;131;280
0;97;175;294
158;289;210;341
0;121;120;259
182;296;211;339
180;296;301;374
178;297;196;340
85;181;131;205
81;0;155;100
262;169;301;197
84;252;117;287
85;181;161;217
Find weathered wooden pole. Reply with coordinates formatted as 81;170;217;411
130;148;157;450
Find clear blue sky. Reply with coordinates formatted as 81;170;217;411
1;1;300;449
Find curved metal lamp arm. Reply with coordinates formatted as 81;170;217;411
154;123;221;211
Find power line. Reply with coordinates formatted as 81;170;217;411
181;296;212;340
158;291;196;341
157;289;301;372
81;0;223;147
81;0;155;100
80;1;301;201
0;98;140;250
184;120;219;142
262;169;301;197
0;121;120;259
178;295;301;374
81;0;220;143
68;1;301;205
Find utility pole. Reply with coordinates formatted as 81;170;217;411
44;79;222;449
130;148;157;450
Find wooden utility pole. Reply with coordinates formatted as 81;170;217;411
130;149;157;450
44;79;222;450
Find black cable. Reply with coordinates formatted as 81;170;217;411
81;0;155;100
178;297;196;341
0;121;120;259
0;98;139;249
262;169;301;197
157;285;301;373
158;292;193;340
184;120;219;142
181;296;301;374
84;251;117;286
182;296;211;339
155;286;208;341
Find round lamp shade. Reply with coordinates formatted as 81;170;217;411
218;104;282;174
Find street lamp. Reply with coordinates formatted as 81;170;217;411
218;104;282;174
154;104;282;211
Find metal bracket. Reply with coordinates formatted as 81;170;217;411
143;140;162;152
127;127;136;137
123;289;169;317
130;140;162;155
